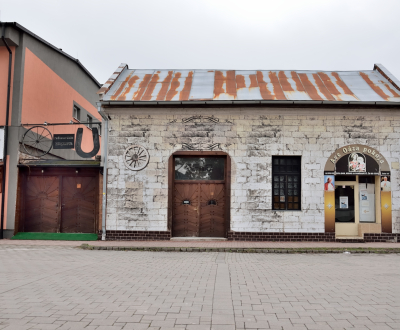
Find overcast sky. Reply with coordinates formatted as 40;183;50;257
2;0;400;85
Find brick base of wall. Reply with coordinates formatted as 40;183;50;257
99;230;171;240
227;232;336;241
228;231;400;243
364;233;399;242
96;231;399;242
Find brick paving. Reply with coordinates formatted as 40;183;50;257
0;244;399;329
0;238;399;249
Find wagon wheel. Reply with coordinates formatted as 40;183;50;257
22;126;53;158
123;145;149;171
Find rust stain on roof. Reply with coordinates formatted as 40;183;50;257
278;71;294;92
298;73;323;101
249;74;258;88
117;75;139;101
312;73;335;100
318;72;341;97
214;71;225;99
110;72;133;100
331;72;356;96
98;80;113;94
156;71;173;101
380;81;400;98
165;72;181;101
179;71;193;101
132;74;153;101
256;71;274;100
226;70;237;97
360;72;390;101
214;70;237;99
291;71;305;91
141;72;160;101
268;71;286;100
236;75;246;89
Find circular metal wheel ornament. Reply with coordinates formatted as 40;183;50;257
22;126;53;158
123;145;150;171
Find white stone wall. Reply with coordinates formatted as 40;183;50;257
104;107;400;233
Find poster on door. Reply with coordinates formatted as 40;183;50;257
340;196;348;209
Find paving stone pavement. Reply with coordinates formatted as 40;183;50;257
0;245;399;330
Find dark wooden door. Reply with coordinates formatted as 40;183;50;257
199;184;225;237
24;176;59;232
173;183;199;237
61;176;96;233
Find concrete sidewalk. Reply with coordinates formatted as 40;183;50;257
1;238;399;249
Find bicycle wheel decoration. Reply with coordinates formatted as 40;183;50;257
123;145;150;171
22;126;53;157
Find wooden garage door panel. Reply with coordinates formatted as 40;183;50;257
173;184;199;237
61;177;96;233
199;184;225;237
24;176;59;233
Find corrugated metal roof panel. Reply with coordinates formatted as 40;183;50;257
339;72;384;102
100;64;400;104
189;70;215;100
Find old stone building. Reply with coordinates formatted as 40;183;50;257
98;64;400;241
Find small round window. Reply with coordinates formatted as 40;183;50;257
207;199;217;205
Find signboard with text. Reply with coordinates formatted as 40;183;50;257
53;134;74;149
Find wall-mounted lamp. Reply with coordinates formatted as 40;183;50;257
76;170;79;174
41;169;44;173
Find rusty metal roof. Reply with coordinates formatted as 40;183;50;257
98;64;400;104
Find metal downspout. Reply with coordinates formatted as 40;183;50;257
98;104;108;240
0;24;12;239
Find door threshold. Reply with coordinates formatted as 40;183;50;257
335;236;364;240
171;237;228;241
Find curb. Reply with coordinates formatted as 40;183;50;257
79;244;400;254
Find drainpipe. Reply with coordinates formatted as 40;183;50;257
0;24;12;239
98;103;108;240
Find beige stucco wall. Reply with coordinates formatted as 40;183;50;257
104;106;400;233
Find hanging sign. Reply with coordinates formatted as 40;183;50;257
53;134;74;149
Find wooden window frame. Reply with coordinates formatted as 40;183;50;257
272;156;302;211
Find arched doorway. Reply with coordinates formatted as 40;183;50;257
167;151;231;238
324;144;391;236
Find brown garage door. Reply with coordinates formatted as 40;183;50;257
20;169;98;233
172;156;227;237
24;176;59;233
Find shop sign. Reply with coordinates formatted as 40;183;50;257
324;145;385;176
329;145;385;166
53;134;74;149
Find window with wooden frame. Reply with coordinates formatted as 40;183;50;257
272;156;301;210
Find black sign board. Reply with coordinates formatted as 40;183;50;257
53;134;74;149
335;153;380;176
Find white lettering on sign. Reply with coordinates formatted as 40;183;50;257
330;145;385;165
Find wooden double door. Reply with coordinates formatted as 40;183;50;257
21;171;98;233
173;183;226;237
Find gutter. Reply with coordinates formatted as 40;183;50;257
0;23;12;239
98;103;109;241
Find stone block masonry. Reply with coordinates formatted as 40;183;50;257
105;107;400;234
